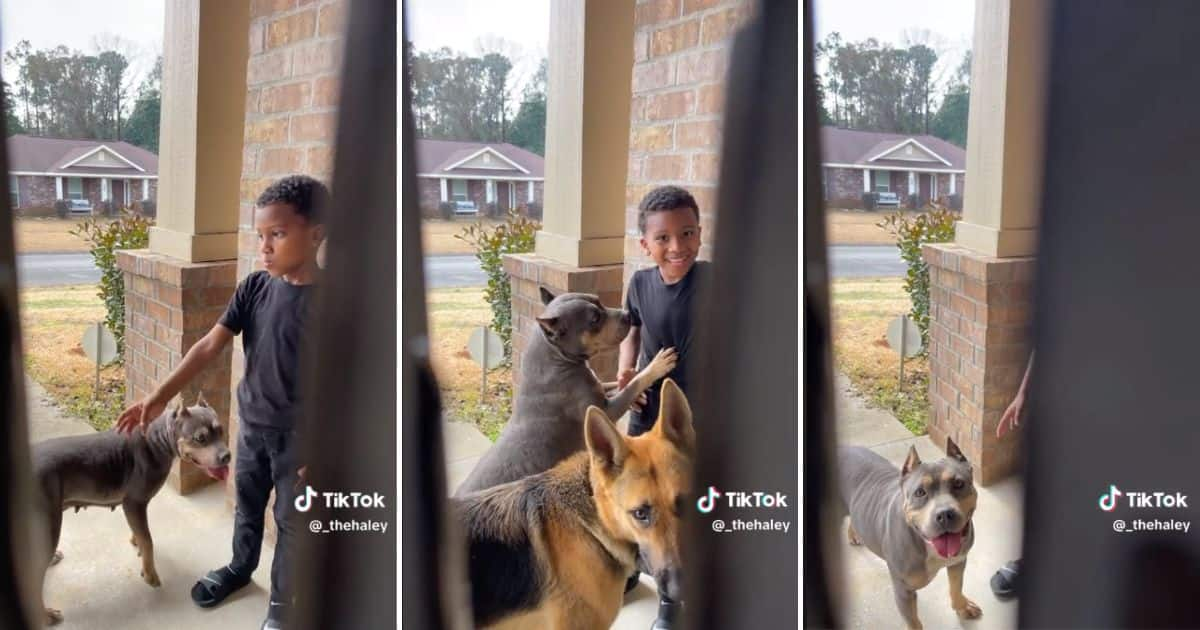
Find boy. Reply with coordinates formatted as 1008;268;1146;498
617;185;709;629
116;175;328;630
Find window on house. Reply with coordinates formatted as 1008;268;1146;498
9;176;17;208
874;170;890;193
451;179;467;201
67;177;84;200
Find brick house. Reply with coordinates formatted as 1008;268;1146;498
415;139;544;217
820;126;966;208
6;134;158;214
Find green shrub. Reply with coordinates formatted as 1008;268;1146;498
455;209;540;360
876;202;959;350
70;210;153;360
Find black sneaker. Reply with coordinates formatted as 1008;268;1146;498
651;597;681;630
261;601;291;630
990;559;1021;600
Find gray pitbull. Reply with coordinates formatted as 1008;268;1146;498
456;288;676;495
32;394;231;625
838;438;982;630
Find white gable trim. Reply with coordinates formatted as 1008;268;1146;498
442;147;530;174
60;145;146;172
9;170;157;179
821;163;964;174
416;173;542;182
866;139;952;167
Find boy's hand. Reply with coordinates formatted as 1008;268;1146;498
617;368;636;390
645;347;678;381
116;395;168;435
294;466;308;491
996;393;1026;438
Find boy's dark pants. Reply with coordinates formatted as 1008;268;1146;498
228;423;300;605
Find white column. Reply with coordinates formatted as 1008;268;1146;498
932;174;939;201
101;178;110;202
486;179;495;203
439;178;448;202
908;171;916;195
528;181;535;202
863;169;871;192
55;176;63;199
951;173;957;195
143;179;151;201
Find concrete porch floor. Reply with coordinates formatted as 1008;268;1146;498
834;374;1023;630
27;379;273;629
443;418;661;629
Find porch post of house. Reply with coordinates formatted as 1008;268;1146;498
863;169;870;193
55;177;62;199
439;178;448;203
951;172;957;195
101;178;109;202
503;0;634;385
115;0;250;495
922;0;1048;485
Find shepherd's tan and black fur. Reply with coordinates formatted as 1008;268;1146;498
453;378;696;630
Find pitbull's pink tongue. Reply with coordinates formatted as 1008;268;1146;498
205;466;230;481
932;532;963;558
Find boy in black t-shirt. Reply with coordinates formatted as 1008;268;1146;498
117;175;328;630
617;185;709;629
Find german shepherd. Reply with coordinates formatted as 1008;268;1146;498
454;379;696;630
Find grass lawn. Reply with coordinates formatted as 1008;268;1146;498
19;284;124;430
14;218;97;254
826;209;923;245
427;286;512;441
422;218;505;256
830;277;930;434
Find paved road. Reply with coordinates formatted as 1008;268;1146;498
827;244;904;278
16;253;100;287
424;254;487;288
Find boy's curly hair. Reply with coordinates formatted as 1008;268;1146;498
637;185;700;233
256;175;330;223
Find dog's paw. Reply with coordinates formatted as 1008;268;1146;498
44;608;63;625
50;550;63;566
141;569;162;588
954;597;982;620
648;347;678;378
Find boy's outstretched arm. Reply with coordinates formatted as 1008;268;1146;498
616;326;641;389
115;323;235;434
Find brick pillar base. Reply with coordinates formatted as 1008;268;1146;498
502;253;625;388
117;250;236;495
923;243;1035;485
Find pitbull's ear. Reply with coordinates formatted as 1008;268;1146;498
946;437;967;463
196;392;210;408
536;316;560;339
901;446;922;477
539;286;557;305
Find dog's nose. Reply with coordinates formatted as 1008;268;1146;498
657;568;683;601
935;508;959;528
218;451;231;466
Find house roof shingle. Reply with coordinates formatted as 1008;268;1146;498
819;127;966;171
6;135;159;175
416;139;544;178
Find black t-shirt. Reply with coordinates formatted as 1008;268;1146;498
219;270;315;431
625;261;710;434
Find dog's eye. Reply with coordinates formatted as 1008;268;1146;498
194;433;207;444
952;479;965;491
914;487;926;498
631;506;652;523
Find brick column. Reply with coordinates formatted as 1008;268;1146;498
503;253;625;388
923;243;1034;485
118;250;237;493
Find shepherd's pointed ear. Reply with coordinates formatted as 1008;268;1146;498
196;392;210;408
585;406;627;473
536;316;560;339
539;287;557;305
901;446;922;477
653;379;695;453
946;437;967;463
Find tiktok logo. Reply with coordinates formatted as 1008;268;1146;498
295;485;319;513
697;486;722;513
1098;485;1123;512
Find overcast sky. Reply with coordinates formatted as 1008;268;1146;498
403;0;549;95
0;0;164;86
812;0;975;86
